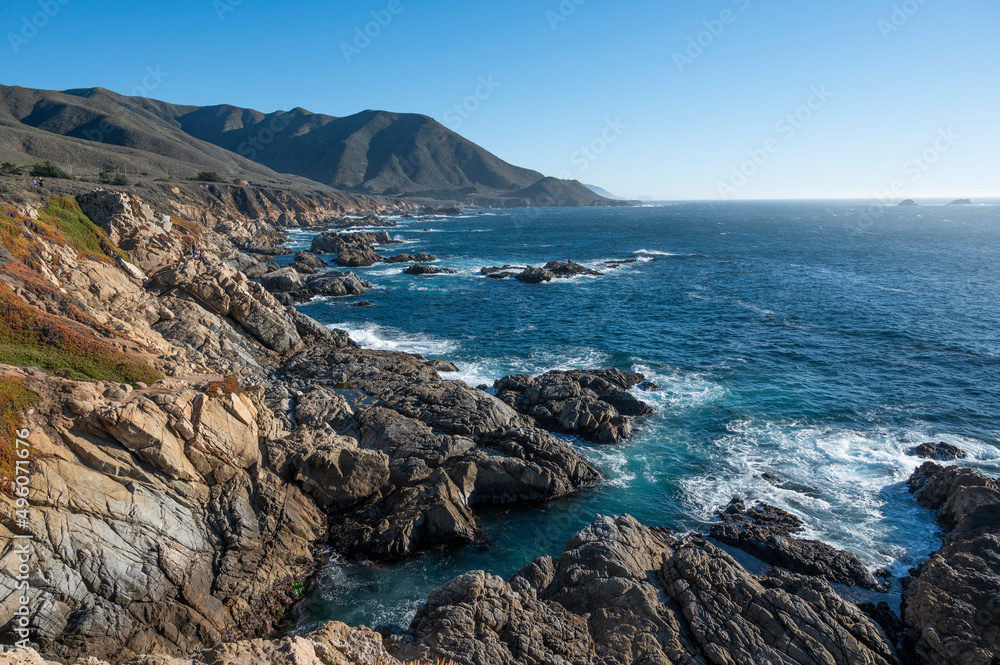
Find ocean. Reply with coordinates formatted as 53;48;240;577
282;200;1000;632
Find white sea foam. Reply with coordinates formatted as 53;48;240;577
676;422;997;572
633;249;681;257
328;321;458;357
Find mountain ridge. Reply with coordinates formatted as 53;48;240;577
0;84;630;207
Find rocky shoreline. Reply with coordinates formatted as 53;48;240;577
0;185;997;665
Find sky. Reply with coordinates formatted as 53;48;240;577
1;0;998;200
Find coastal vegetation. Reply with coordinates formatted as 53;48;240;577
0;375;39;497
0;284;160;384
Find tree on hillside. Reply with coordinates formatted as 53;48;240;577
30;161;72;179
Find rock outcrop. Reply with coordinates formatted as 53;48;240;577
543;259;603;277
390;514;899;665
0;373;325;664
280;348;603;558
153;258;304;355
309;231;399;267
903;463;1000;665
78;190;189;274
514;266;554;284
494;369;652;443
710;498;887;590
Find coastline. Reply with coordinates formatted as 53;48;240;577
0;184;997;664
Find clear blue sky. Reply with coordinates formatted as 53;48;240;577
2;0;997;200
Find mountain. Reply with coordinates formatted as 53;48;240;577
505;177;619;207
584;184;624;200
0;85;322;190
0;84;628;207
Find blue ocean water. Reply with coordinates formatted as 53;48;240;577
286;200;1000;632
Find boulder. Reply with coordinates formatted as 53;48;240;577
291;251;328;274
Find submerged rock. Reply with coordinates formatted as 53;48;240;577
383;253;437;264
402;264;457;275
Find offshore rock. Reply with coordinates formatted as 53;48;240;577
494;369;652;443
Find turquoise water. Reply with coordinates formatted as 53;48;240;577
285;201;1000;632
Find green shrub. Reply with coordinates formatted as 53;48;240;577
29;161;72;179
99;165;129;186
0;163;22;176
191;171;226;183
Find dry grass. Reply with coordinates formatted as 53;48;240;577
207;374;243;397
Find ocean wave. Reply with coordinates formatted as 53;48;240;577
676;422;996;573
328;321;458;357
633;249;681;257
